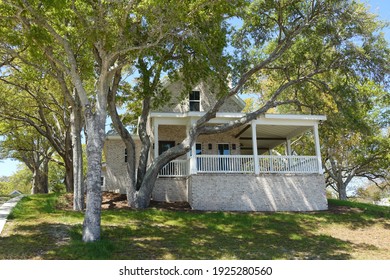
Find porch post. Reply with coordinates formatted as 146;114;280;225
251;121;260;175
189;118;197;174
190;142;197;174
286;139;292;171
313;123;323;174
154;122;159;160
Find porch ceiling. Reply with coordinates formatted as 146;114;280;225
237;124;311;151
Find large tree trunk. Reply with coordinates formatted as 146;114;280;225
71;95;85;211
64;157;74;193
135;98;152;191
31;161;49;194
106;74;138;207
63;128;74;193
337;182;348;200
82;105;106;242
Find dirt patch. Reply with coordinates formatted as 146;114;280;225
59;192;370;214
327;204;364;214
59;192;191;211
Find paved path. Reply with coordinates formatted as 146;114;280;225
0;195;24;235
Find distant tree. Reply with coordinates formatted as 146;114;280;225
0;123;53;194
355;182;390;203
0;52;85;209
0;165;32;195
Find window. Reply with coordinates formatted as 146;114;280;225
189;90;200;111
125;148;128;162
158;141;175;155
190;143;202;156
218;143;230;155
196;143;202;155
218;144;230;171
100;176;105;187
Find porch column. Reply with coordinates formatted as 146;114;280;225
251;121;260;175
190;142;197;174
313;123;323;174
286;139;292;171
154;122;159;160
189;119;197;174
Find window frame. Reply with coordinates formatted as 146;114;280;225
189;90;201;112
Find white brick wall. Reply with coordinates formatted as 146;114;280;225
103;138;142;193
153;178;188;202
189;174;328;211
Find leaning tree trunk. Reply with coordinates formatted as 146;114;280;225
133;138;192;209
82;105;106;242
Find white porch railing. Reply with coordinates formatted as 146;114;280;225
258;155;318;173
158;159;189;177
197;155;254;173
158;155;319;177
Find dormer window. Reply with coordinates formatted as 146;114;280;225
189;90;200;111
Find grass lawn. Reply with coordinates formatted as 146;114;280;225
0;194;389;260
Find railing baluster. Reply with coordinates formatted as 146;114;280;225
159;155;319;177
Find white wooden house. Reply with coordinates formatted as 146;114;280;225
103;80;328;211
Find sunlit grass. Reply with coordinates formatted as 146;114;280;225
0;194;389;260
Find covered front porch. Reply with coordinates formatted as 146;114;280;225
153;113;326;177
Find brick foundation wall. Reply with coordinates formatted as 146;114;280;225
153;177;188;202
189;173;328;211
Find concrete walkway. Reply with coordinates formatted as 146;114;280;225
0;195;24;235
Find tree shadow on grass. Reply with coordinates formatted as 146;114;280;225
1;203;387;260
0;223;73;259
1;212;360;260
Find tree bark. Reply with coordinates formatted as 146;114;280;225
134;138;192;208
71;93;85;211
135;97;152;191
338;183;348;200
31;160;49;194
106;73;137;207
82;105;106;242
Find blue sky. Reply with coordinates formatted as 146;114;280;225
0;0;389;177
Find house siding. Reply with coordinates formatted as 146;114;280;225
103;138;142;194
156;80;243;113
188;174;327;211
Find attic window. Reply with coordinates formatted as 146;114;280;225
189;91;200;111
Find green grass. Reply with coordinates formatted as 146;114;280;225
328;198;390;218
0;194;389;260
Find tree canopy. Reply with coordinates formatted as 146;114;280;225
0;0;389;242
